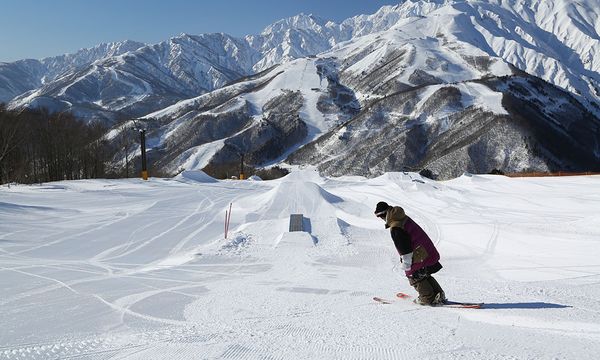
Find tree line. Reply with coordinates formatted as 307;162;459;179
0;105;112;184
0;104;292;185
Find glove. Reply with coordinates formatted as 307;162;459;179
400;252;413;271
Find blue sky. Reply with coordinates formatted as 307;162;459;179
0;0;400;62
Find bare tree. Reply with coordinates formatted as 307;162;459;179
0;106;111;184
117;125;135;177
0;105;27;183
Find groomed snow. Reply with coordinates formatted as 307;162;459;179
1;171;600;359
241;58;334;142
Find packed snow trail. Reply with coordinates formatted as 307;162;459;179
1;171;600;359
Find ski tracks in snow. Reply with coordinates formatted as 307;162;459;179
3;174;600;358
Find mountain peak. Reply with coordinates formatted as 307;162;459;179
2;0;599;121
261;13;332;35
38;39;146;63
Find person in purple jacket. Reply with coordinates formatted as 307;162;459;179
375;201;446;305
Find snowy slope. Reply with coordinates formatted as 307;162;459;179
1;171;600;359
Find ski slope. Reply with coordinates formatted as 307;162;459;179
1;170;600;359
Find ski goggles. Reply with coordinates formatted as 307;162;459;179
375;210;387;218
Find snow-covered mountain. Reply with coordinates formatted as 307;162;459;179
99;0;599;178
288;72;600;179
7;34;259;122
3;0;599;123
2;0;600;177
285;3;600;178
0;40;145;103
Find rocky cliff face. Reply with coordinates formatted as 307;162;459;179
287;73;600;179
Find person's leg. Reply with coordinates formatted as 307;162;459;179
409;276;436;305
428;275;446;303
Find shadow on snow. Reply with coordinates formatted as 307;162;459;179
482;302;571;310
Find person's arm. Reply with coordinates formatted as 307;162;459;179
391;227;413;270
391;227;411;254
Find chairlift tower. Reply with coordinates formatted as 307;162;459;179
240;153;245;180
140;128;148;180
132;119;149;181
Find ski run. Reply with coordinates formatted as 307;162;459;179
1;170;600;359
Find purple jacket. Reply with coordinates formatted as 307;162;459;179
385;207;440;276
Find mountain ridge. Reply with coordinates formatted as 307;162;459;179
0;40;146;103
3;0;598;122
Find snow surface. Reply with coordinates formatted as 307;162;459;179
1;171;600;359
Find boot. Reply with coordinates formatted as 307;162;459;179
428;276;447;304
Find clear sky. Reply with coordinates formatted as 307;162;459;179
0;0;400;62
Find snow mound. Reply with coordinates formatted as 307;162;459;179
279;169;325;184
219;232;253;255
369;172;438;191
175;170;218;183
247;175;263;181
236;177;342;223
448;172;495;184
267;181;342;217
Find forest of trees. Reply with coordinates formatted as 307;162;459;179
0;105;114;184
0;104;291;185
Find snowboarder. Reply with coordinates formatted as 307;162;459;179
375;201;446;305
